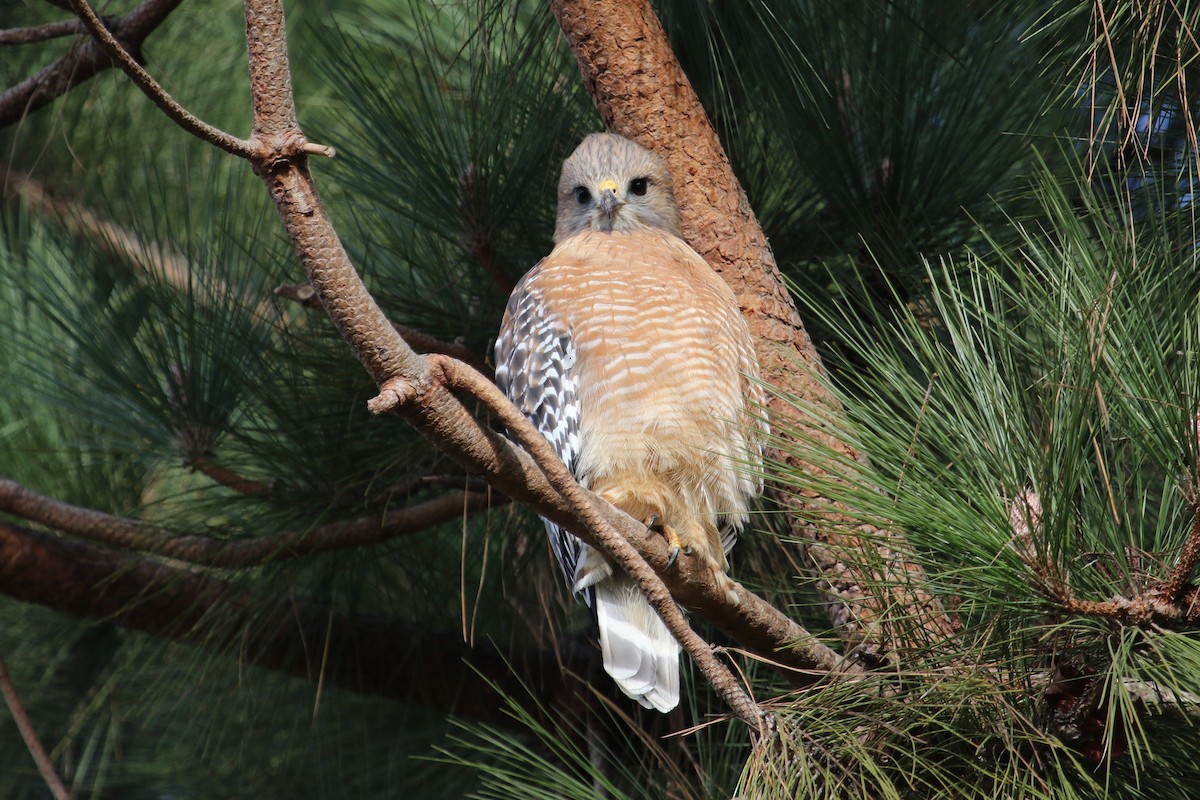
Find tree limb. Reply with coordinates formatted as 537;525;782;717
0;0;185;131
0;19;83;46
548;0;957;658
274;281;491;374
65;0;253;157
0;518;587;724
0;654;71;800
0;477;501;567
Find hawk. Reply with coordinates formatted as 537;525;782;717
494;133;765;712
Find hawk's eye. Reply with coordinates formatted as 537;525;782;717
629;177;649;196
574;186;591;204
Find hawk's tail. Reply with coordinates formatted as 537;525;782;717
594;572;680;713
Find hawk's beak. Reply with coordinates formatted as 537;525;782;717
597;179;620;217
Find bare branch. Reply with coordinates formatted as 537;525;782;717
0;19;82;45
0;655;71;800
301;141;336;158
0;518;588;723
0;477;498;567
65;0;253;157
185;455;271;495
0;0;185;131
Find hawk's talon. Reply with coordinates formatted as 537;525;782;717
665;546;680;570
643;513;661;531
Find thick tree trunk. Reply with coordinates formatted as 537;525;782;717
550;0;956;656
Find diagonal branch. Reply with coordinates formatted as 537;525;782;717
0;655;70;800
0;0;185;131
65;0;253;157
274;281;491;375
399;354;769;732
0;477;499;567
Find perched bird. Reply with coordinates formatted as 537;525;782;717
494;133;765;712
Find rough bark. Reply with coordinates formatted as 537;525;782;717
549;0;957;656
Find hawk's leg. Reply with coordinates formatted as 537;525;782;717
643;513;684;569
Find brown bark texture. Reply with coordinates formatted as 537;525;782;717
549;0;956;656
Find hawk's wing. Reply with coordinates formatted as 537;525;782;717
493;270;589;602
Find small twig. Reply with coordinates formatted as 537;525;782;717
301;142;336;158
0;654;71;800
66;0;254;158
0;477;499;567
0;19;83;45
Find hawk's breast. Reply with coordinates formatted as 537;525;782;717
526;229;762;517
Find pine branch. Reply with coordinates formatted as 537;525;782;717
64;0;253;157
184;455;271;495
0;654;71;800
0;477;500;567
275;281;491;375
0;518;589;724
549;0;957;659
409;354;769;732
0;19;82;46
0;0;185;130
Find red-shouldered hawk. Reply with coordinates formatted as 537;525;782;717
494;133;765;712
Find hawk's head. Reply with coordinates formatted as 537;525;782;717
553;133;682;243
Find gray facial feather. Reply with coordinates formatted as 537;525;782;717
553;133;682;243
